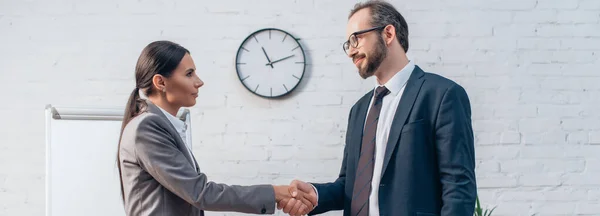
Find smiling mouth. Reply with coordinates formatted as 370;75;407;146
354;57;365;66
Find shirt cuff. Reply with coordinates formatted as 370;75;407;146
310;183;319;208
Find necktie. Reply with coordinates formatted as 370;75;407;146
350;86;390;216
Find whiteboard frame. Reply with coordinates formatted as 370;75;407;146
44;104;192;216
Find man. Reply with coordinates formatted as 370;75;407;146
278;1;476;215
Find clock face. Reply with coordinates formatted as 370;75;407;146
235;28;306;98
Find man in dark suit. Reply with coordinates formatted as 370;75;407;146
277;1;477;215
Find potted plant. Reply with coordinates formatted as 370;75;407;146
474;196;496;216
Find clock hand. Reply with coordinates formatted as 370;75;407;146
261;47;274;69
266;54;295;66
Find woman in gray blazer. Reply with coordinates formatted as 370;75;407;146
116;40;315;216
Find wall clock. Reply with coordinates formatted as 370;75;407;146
235;28;306;98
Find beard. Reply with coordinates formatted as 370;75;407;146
356;36;388;79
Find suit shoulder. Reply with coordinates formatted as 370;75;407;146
421;70;466;93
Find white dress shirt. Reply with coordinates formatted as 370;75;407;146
310;61;414;214
365;60;414;215
157;106;196;171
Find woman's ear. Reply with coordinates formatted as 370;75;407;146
152;74;167;93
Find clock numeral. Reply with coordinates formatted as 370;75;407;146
291;46;300;51
237;63;247;65
241;47;250;52
269;30;271;39
283;84;289;92
270;88;273;97
282;34;287;43
295;62;305;64
254;84;259;92
253;36;259;43
293;75;300;80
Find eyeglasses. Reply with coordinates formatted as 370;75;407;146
342;26;386;54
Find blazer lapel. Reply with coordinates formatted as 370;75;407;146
380;66;426;176
351;91;374;169
145;101;199;173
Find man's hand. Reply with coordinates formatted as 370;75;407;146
277;180;318;216
273;184;315;216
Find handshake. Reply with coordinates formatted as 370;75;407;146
273;180;317;216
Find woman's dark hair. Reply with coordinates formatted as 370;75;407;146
116;40;190;201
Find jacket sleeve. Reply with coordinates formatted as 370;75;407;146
134;114;275;214
435;83;477;216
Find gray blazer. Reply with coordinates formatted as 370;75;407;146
118;101;275;216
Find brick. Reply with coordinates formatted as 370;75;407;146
512;11;558;23
585;159;600;172
589;190;600;201
473;119;519;132
567;131;589;144
501;159;543;173
542;159;585;173
561;38;600;50
498;189;587;201
410;23;448;38
521;131;568;145
591;131;600;144
536;0;579;9
580;0;600;9
493;24;538;37
477;0;537;10
564;173;600;186
447;23;493;37
518;118;562;132
532;202;576;215
520;172;564;187
476;146;520;159
557;11;600;23
477;160;500;173
564;146;600;157
517;38;562;50
537;24;600;37
520;146;566;158
477;174;518;188
578;203;600;215
494;105;538;118
476;132;502;145
562;119;600;130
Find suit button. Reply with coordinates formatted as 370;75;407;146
380;184;385;187
261;208;266;214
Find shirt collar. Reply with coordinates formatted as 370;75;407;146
157;106;186;132
375;60;414;96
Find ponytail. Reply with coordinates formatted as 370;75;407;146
116;87;146;201
117;40;189;203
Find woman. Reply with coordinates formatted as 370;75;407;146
116;40;314;216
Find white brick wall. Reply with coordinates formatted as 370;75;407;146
0;0;599;215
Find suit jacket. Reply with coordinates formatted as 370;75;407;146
310;65;476;216
119;101;275;216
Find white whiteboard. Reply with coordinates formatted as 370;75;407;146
45;104;192;216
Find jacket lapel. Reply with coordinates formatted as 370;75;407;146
145;101;199;173
351;91;374;169
380;66;426;176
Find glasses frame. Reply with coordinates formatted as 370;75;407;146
342;25;386;54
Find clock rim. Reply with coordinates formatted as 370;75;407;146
234;27;306;99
